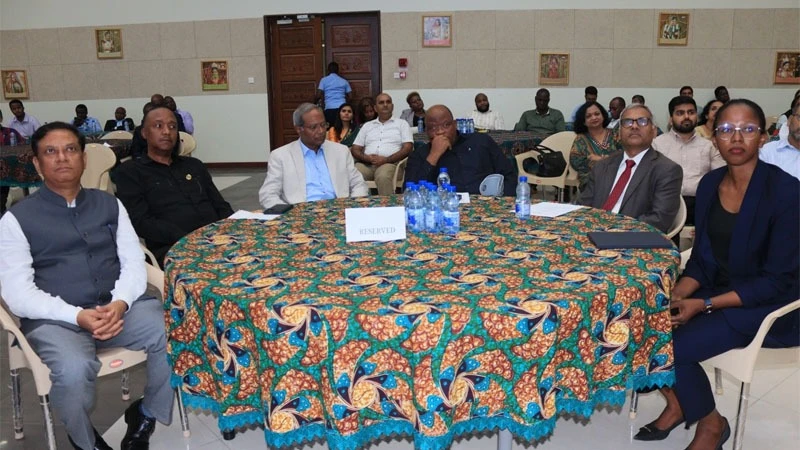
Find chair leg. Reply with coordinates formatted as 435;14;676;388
497;429;512;450
121;369;130;401
176;389;191;437
40;395;58;450
732;382;750;450
10;369;24;439
715;368;724;395
629;390;639;419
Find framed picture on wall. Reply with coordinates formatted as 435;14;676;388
774;51;800;85
422;15;452;47
2;70;29;99
95;28;123;59
202;60;229;91
657;13;689;46
539;53;569;86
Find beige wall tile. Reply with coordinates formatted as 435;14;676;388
454;11;495;50
382;51;418;90
28;65;64;101
128;60;165;98
381;12;419;52
1;31;29;66
418;50;457;89
614;10;654;49
456;50;495;88
58;27;95;64
773;8;800;49
574;10;614;49
732;10;773;49
26;29;61;65
690;10;733;49
163;59;202;96
690;49;731;88
160;22;196;59
495;49;536;88
650;48;694;87
122;23;162;61
570;49;613;87
495;10;535;50
62;64;98;100
195;20;231;58
729;49;773;88
611;49;653;87
535;10;574;49
231;18;265;57
94;61;130;100
229;56;267;94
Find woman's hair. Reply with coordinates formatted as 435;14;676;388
698;99;722;126
712;99;766;133
406;91;420;105
332;103;354;137
573;101;610;135
357;97;376;125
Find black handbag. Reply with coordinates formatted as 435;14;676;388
522;144;567;178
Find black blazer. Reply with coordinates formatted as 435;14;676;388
104;118;136;132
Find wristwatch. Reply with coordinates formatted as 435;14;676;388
703;298;713;314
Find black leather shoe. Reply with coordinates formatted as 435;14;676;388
634;417;686;441
68;427;113;450
121;398;157;450
715;417;731;450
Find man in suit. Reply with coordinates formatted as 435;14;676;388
104;107;136;132
259;103;368;209
578;104;683;233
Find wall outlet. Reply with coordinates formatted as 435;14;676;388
393;72;400;79
248;77;255;84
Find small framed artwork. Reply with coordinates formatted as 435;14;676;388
2;70;29;99
539;53;569;86
95;28;123;59
201;60;229;91
657;13;689;46
422;15;452;47
774;51;800;85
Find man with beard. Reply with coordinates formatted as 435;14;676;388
653;96;724;225
469;93;505;130
760;101;800;181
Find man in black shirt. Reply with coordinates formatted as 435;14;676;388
115;106;233;266
406;104;516;196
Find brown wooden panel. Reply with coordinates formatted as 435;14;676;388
280;81;316;103
349;80;372;102
278;27;315;49
330;24;371;47
333;52;371;75
281;110;296;129
325;13;381;104
279;55;317;76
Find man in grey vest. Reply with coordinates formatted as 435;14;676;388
0;122;172;450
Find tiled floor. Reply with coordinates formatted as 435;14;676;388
1;170;798;449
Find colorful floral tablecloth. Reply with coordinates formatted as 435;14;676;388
0;145;41;188
164;196;678;450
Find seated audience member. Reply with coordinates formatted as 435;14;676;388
635;99;799;450
1;109;24;214
578;104;683;233
357;96;377;126
514;88;565;136
104;107;136;132
326;103;358;146
165;96;193;134
259;103;367;209
774;91;800;139
469;92;505;130
653;96;724;225
714;85;730;103
72;104;103;137
569;86;598;122
116;106;233;266
607;97;626;129
631;95;645;105
569;101;621;191
0;122;173;450
350;93;413;195
400;91;426;129
160;96;186;132
406;105;516;196
7;99;41;139
315;62;352;126
130;102;156;159
695;99;723;139
760;100;800;180
150;93;164;106
679;86;693;97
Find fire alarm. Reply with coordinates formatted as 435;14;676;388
399;71;407;80
399;58;408;68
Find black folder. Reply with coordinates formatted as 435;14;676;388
588;231;673;249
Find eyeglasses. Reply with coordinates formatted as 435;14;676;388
714;123;761;140
620;117;652;128
427;120;454;133
302;122;328;132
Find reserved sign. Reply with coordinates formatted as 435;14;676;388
345;206;407;242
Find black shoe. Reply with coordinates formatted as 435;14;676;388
634;417;686;441
715;417;731;450
67;427;113;450
121;398;157;450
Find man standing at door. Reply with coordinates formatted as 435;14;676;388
315;62;352;126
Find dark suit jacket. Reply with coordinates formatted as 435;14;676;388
578;148;683;233
683;162;799;346
104;118;136;132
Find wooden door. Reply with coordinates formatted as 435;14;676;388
266;16;324;149
324;13;381;105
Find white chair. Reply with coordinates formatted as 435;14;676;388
665;196;687;239
0;262;190;450
366;157;408;193
80;143;117;193
101;130;133;140
179;131;196;156
514;131;576;202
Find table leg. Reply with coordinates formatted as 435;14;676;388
22;187;30;196
222;429;236;440
497;429;512;450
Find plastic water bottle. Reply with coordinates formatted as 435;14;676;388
515;176;531;220
442;185;460;235
403;181;416;225
9;132;17;146
425;185;442;232
405;185;425;233
468;118;475;134
437;168;450;192
417;120;424;134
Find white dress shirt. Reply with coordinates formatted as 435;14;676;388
653;130;725;196
353;117;413;158
8;113;41;138
609;149;650;214
469;110;505;130
760;137;800;181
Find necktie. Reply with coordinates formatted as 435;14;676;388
602;159;635;211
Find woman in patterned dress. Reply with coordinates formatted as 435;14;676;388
569;101;620;191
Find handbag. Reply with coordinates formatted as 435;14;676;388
522;144;567;178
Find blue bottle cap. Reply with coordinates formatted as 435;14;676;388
520;176;528;182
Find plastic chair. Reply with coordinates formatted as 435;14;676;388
514;131;576;202
665;196;687;239
179;131;196;156
80;143;117;193
0;262;191;450
365;157;408;193
101;130;133;140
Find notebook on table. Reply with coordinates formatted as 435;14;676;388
588;231;673;249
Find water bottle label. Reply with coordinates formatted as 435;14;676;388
409;209;425;232
443;211;459;234
425;210;436;231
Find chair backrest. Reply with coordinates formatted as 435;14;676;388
394;157;408;189
179;131;196;156
514;131;576;188
81;143;117;191
101;130;133;140
766;115;778;131
0;296;54;394
665;196;687;239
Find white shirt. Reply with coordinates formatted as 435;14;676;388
609;148;650;214
8;113;41;138
469;109;505;130
760;137;800;181
353;117;413;158
607;118;619;129
0;198;146;325
653;130;725;196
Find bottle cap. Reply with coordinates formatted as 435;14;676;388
440;167;448;173
520;176;528;182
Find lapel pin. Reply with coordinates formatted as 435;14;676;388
186;174;192;180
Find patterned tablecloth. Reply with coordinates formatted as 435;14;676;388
0;145;40;188
164;196;678;450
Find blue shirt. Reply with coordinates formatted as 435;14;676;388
760;137;800;181
301;141;336;202
73;117;103;136
318;73;351;110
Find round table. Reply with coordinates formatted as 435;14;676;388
164;196;678;449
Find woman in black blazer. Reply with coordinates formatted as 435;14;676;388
634;99;799;449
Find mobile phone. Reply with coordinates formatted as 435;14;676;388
263;204;293;215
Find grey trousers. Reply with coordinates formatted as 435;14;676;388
25;298;174;450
